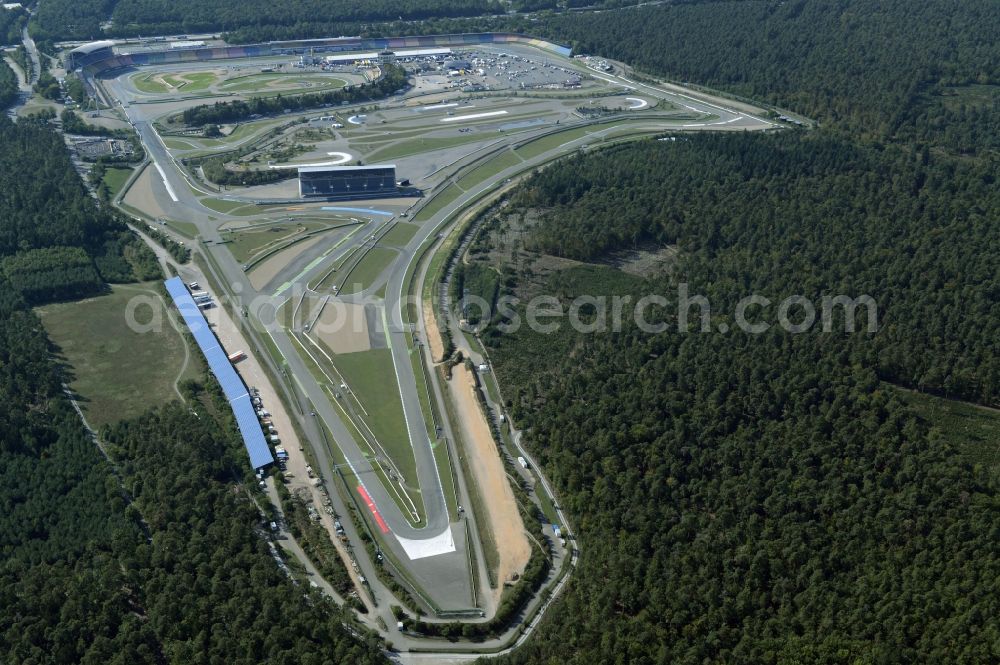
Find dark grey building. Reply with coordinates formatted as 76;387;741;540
298;164;397;198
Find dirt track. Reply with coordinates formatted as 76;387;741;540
423;301;446;362
448;364;530;602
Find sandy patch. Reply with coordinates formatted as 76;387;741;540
122;164;168;219
249;235;324;291
423;301;446;362
309;299;371;354
449;364;530;601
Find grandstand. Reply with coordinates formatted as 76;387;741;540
66;40;115;71
298;164;398;199
164;277;273;470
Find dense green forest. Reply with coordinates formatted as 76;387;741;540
0;58;17;111
108;0;502;37
461;132;1000;663
0;108;387;662
179;64;408;126
0;4;26;45
0;116;155;302
420;4;1000;663
27;0;502;42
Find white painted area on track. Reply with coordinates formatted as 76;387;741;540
396;526;457;560
422;102;458;111
348;114;366;125
440;110;508;123
268;153;354;169
590;72;635;90
153;162;179;202
325;151;353;164
625;97;648;110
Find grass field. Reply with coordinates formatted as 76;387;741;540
165;219;199;238
515;125;594;159
163;71;218;92
331;349;419;487
381;222;420;248
101;167;133;199
200;197;245;213
340;247;398;294
225;221;328;263
164;138;198;150
897;388;1000;475
414;183;463;223
457;149;523;191
219;73;346;94
132;73;169;94
363;133;491;163
36;282;199;427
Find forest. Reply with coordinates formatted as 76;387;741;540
0;3;26;45
460;133;1000;663
0;60;16;111
27;0;503;42
0;106;387;662
0;116;155;302
448;5;1000;655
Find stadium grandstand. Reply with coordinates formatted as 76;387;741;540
66;40;115;71
298;164;398;198
70;33;572;75
164;277;273;470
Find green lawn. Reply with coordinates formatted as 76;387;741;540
164;138;198;150
219;73;346;94
132;73;169;94
163;71;218;92
36;282;199;427
200;197;246;213
457;150;523;191
364;133;490;163
414;183;463;223
380;222;420;248
101;167;133;199
225;221;327;263
515;125;595;160
331;349;418;487
896;387;1000;475
339;247;398;294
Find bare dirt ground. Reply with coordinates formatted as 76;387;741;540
423;301;446;362
248;235;324;290
310;300;371;354
448;364;530;602
123;164;168;219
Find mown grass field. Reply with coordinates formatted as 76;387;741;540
380;222;420;248
414;183;462;223
339;247;398;294
225;221;327;263
101;167;133;199
36;282;199;427
457;150;523;191
331;348;418;486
